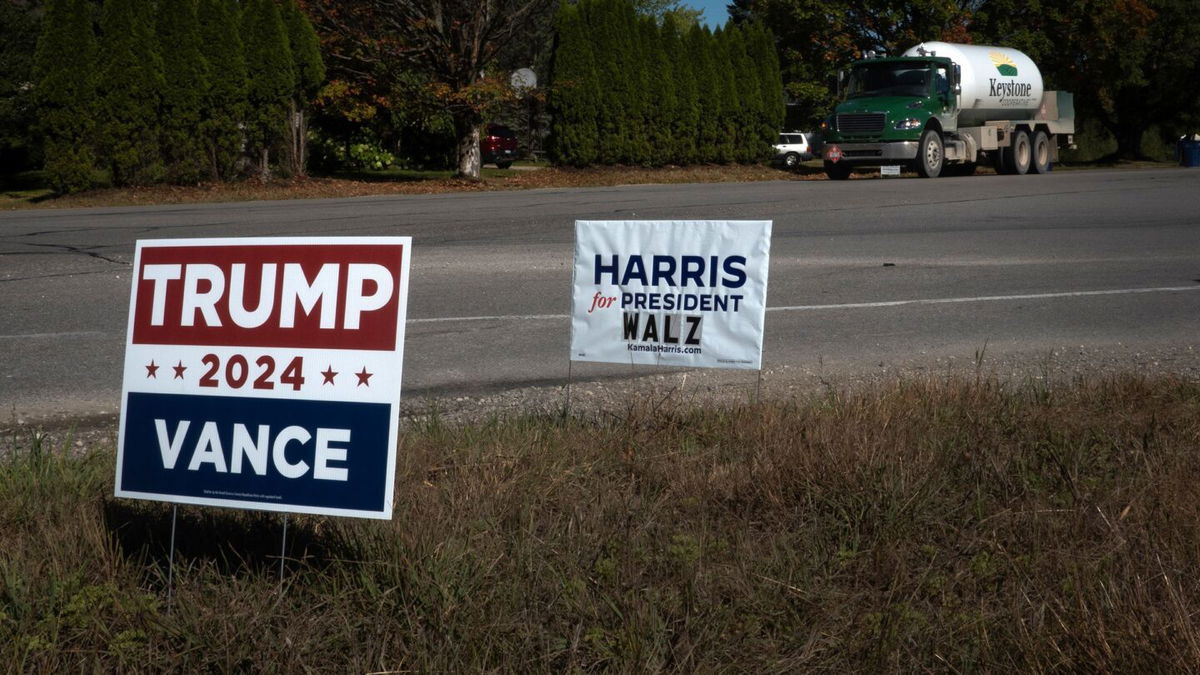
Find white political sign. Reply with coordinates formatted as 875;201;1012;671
570;220;772;370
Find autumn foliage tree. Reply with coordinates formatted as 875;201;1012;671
311;0;556;180
737;0;971;128
973;0;1200;159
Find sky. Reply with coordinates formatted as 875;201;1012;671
682;0;730;28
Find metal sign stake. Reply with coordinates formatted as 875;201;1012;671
279;515;288;586
167;504;177;612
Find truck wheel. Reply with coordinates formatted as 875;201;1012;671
916;128;943;178
1008;130;1032;175
1031;131;1051;174
783;152;800;169
824;161;851;180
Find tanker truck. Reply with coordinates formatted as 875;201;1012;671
818;42;1075;179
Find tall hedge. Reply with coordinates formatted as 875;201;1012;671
96;0;165;186
197;0;247;180
550;0;782;167
33;0;100;193
547;2;601;166
662;14;698;165
33;0;323;186
241;0;297;178
158;0;209;183
281;0;324;176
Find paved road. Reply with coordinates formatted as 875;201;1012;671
2;168;1198;424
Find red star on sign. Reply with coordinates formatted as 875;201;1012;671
356;367;373;387
146;361;159;378
322;366;338;385
173;361;187;379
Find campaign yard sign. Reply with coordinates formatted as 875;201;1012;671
571;220;772;370
115;238;411;519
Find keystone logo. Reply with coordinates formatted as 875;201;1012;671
990;52;1019;76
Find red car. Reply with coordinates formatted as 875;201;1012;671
481;125;518;169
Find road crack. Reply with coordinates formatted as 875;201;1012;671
24;242;130;266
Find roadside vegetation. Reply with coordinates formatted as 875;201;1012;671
4;374;1200;670
2;154;1183;211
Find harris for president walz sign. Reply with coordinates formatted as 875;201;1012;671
115;238;411;519
570;220;772;370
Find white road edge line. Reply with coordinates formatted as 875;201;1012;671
0;330;109;339
4;287;1194;336
768;285;1200;312
408;285;1200;324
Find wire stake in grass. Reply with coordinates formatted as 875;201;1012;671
279;515;288;587
167;504;177;613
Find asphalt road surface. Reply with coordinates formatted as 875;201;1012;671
2;167;1198;426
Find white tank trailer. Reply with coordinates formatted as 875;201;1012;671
821;41;1076;178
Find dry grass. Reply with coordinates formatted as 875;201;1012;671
3;373;1200;671
1;164;816;211
3;159;1181;211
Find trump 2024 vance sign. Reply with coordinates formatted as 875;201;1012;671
115;238;411;519
571;220;772;370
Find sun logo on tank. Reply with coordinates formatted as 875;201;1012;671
990;52;1018;76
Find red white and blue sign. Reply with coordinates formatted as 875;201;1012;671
115;238;411;519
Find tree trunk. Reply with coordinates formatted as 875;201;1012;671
1113;126;1145;161
286;101;309;178
454;114;482;180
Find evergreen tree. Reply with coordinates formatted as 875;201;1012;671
663;14;699;164
33;0;101;192
97;0;165;186
590;0;631;164
749;23;784;158
688;25;721;163
1;2;42;173
197;0;247;180
621;9;651;165
548;2;600;166
281;0;324;176
158;0;209;183
242;0;296;179
642;16;675;166
726;25;761;162
710;28;739;163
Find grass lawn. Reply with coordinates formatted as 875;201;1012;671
4;374;1200;671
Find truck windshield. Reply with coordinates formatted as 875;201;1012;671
845;62;932;99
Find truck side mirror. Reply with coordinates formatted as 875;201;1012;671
836;70;845;98
953;64;962;95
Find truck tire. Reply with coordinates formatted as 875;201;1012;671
783;152;801;169
1008;129;1032;175
824;161;852;180
1031;130;1051;174
916;128;944;178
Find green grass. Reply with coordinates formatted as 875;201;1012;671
0;171;53;207
3;374;1200;670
